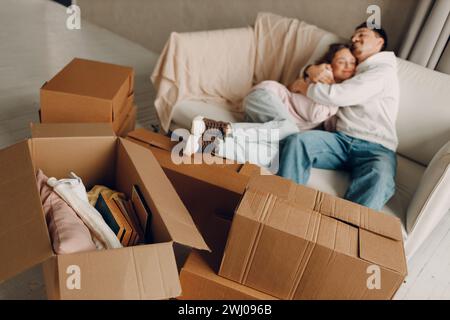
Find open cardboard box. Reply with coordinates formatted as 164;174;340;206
0;123;209;299
40;58;135;135
179;211;277;300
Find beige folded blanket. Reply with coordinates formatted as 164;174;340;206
151;12;327;132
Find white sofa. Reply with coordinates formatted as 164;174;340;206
158;21;450;261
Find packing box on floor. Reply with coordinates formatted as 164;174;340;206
219;175;408;300
179;212;277;300
0;123;208;300
40;58;135;135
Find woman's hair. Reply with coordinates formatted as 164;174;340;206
316;43;352;65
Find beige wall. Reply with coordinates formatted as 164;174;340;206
77;0;419;54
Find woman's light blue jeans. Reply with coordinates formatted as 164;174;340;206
277;130;397;211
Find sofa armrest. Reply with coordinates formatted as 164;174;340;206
151;27;255;132
405;140;450;258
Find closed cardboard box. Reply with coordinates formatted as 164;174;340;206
179;213;277;300
40;58;134;133
0;124;208;300
219;175;408;300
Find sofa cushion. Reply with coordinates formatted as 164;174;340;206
396;59;450;166
405;141;450;257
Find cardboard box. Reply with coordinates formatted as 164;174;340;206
179;214;277;300
40;58;134;130
116;105;137;138
37;103;136;138
219;175;408;300
0;123;209;300
112;94;135;136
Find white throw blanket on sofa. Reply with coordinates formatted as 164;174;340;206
151;12;327;132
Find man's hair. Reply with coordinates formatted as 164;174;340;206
355;22;388;51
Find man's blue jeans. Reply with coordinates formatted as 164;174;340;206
277;130;397;211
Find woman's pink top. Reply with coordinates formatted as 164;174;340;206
253;80;338;131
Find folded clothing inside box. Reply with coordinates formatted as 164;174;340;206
37;169;152;254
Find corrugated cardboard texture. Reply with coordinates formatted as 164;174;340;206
41;58;134;123
56;243;180;300
0;141;53;281
180;251;277;300
179;214;276;300
116;105;136;138
247;175;404;241
31;137;117;189
219;182;408;300
42;257;60;300
112;94;134;134
31;123;116;138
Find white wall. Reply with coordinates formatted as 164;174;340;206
77;0;419;54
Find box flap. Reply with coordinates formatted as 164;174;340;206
119;138;209;251
42;58;133;100
180;251;278;300
127;128;176;151
126;130;250;195
0;140;53;281
359;229;407;275
57;243;181;299
31;123;116;138
247;175;404;241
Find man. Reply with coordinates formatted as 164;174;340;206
277;22;399;211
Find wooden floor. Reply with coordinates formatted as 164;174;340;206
0;0;449;300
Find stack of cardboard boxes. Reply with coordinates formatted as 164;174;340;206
39;58;137;137
0;58;407;300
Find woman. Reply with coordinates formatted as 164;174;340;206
183;43;357;169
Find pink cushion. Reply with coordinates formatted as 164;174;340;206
36;169;96;254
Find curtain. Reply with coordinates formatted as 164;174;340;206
399;0;450;74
